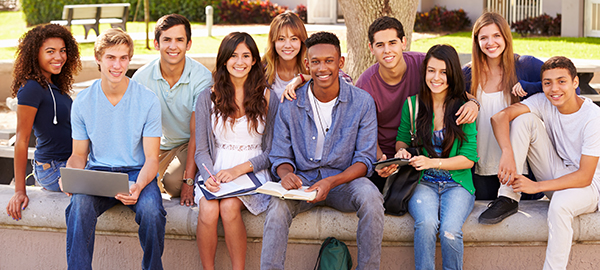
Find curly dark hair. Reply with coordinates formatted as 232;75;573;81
212;32;268;134
11;24;81;97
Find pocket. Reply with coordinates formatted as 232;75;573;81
33;160;62;191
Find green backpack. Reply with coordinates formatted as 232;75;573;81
314;237;352;270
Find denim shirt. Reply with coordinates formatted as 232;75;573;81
269;78;378;184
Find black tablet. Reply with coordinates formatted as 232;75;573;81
373;157;410;171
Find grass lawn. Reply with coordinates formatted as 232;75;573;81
0;10;597;60
411;31;600;60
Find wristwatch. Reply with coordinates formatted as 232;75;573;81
183;178;194;186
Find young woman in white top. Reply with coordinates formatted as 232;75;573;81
194;32;277;270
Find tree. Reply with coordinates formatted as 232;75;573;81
337;0;419;79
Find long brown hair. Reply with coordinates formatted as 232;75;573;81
212;32;268;134
263;12;308;86
417;45;468;158
11;24;81;96
470;12;518;104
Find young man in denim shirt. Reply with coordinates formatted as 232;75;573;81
261;32;384;270
63;29;165;270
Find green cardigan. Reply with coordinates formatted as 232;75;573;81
396;95;479;194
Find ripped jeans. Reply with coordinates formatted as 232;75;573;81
409;180;475;270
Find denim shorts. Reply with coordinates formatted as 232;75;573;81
33;159;67;192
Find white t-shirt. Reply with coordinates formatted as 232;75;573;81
271;72;293;100
475;86;510;175
522;93;600;194
307;85;337;160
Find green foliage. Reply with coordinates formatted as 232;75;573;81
21;0;221;26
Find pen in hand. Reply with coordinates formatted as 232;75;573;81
202;163;219;185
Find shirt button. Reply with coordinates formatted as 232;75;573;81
310;158;313;161
312;136;316;140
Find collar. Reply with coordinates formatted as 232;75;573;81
296;77;349;111
151;56;192;86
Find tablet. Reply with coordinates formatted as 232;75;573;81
60;167;130;197
373;157;410;171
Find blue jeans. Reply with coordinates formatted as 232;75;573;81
408;181;475;270
65;167;166;270
260;177;384;270
33;159;67;191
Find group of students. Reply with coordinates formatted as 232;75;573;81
4;10;600;270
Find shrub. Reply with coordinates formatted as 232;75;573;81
218;0;286;24
511;13;561;37
295;4;307;23
415;6;471;33
21;0;221;26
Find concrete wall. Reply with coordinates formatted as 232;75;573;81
562;0;585;37
3;186;600;269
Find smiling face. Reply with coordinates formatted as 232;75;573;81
275;27;301;62
155;24;191;68
477;23;506;60
305;43;343;93
226;42;255;81
368;28;407;71
425;57;448;95
38;37;67;82
542;68;580;112
96;44;131;85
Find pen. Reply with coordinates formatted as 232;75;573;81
201;163;218;183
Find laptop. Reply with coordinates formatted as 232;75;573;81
60;167;130;197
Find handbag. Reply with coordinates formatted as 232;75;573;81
382;95;421;216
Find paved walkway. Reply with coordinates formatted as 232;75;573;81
0;23;349;48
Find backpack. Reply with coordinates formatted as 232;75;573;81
314;237;352;270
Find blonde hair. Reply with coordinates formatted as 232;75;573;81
94;28;134;62
470;12;519;104
263;12;308;86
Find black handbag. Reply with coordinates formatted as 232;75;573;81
382;96;421;216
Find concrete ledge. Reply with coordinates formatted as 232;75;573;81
2;185;600;269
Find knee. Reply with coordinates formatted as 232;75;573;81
414;216;439;234
198;200;220;225
548;192;574;218
439;224;463;241
264;198;293;226
219;199;242;222
353;179;384;210
511;113;543;131
136;198;166;224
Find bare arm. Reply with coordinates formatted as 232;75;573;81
6;105;37;220
513;155;598;193
455;92;479;125
409;155;474;171
179;112;197;206
115;137;160;205
491;102;531;184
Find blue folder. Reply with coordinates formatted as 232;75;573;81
199;172;262;200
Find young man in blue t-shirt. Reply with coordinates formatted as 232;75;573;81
63;29;165;270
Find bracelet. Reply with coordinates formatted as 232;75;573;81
298;73;306;84
468;98;481;111
437;159;442;170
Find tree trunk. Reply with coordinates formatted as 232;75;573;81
338;0;419;80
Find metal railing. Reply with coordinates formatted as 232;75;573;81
486;0;543;24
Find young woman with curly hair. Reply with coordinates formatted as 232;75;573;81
6;24;81;221
194;32;277;270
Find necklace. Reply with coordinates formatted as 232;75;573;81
311;86;330;136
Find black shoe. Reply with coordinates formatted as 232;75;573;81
478;196;518;225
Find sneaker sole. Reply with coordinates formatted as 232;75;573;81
478;207;518;225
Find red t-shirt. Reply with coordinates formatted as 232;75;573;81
355;51;425;157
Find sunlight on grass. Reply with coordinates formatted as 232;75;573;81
412;31;600;60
